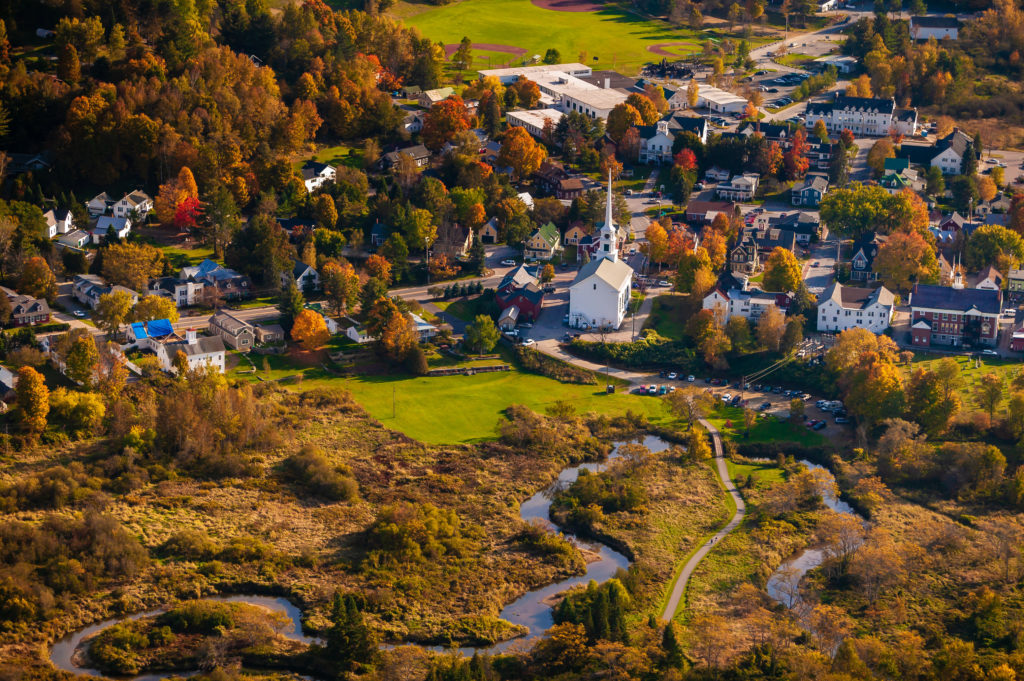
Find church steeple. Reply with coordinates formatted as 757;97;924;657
598;170;618;263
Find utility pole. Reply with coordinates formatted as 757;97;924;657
392;386;396;419
424;236;430;286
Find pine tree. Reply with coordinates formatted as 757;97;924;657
469;236;486;275
278;277;306;332
662;621;685;668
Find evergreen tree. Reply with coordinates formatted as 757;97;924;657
469;236;486;275
662;622;685;668
278;277;306;332
326;593;376;668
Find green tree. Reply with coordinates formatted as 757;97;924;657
380;233;410;282
464;314;500;354
65;336;99;388
966;223;1024;271
906;367;959;437
278;278;306;333
133;295;180;323
321;260;360;317
976;373;1004;422
326;593;376;667
926;165;945;196
360;278;388;314
451;36;473;71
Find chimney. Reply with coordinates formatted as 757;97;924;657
604;77;610;88
186;328;198;345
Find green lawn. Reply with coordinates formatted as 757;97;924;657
707;404;827;447
160;244;215;268
774;52;817;69
643;294;689;341
906;353;1023;411
433;297;493;322
396;0;769;75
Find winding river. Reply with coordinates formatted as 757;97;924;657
765;460;865;609
49;435;672;678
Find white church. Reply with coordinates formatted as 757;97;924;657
568;174;635;330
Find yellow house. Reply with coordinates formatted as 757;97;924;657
524;222;561;261
479;217;500;244
563;224;588;247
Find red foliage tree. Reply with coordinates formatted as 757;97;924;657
674;148;698;173
421;96;472;151
783;128;810;180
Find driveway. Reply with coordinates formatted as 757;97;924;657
802;239;841;294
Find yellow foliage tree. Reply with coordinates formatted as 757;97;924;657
154;166;200;225
291;309;330;349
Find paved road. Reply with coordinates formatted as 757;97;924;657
661;419;746;621
802;239;841;294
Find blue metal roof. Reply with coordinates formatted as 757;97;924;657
130;322;147;339
147;319;174;337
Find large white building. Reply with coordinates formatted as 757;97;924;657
507;109;564;138
477;64;628;120
694;84;749;114
910;15;959;41
568;174;634;330
805;95;917;137
816;282;895;333
702;272;790;322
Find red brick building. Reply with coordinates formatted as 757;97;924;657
909;284;1001;348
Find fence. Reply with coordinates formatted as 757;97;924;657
426;364;510;377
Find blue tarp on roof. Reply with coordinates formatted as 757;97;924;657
130;322;147;339
147;319;174;337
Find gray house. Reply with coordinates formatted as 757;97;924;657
208;310;256;351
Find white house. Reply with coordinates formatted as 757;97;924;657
338;316;371;344
638;120;674;164
418;87;455;108
898;128;972;175
568;174;634;330
86;192;114;217
507;109;564;139
694;85;748;114
149;276;206;307
910;15;959;41
301;161;336;193
816;282;895;333
805;95;917;137
93;216;131;243
43;209;74;238
149;328;226;374
703;283;790;322
57;229;91;250
716;173;760;201
73;274;139;309
113;190;153;220
283;260;319;291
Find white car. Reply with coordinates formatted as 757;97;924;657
687;375;695;382
521;338;536;347
500;259;517;266
72;310;86;318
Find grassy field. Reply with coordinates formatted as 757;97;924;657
907;353;1023;412
159;244;215;268
394;0;770;75
774;52;817;69
643;294;689;341
706;404;828;447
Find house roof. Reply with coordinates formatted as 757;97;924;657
177;335;226;357
122;190;151;206
96;216;130;231
911;15;959;28
292;260;315;278
898;143;940;166
211;310;253;335
665;114;708;137
499;264;536;290
7;291;49;317
131;318;174;339
571;257;633;291
737;121;789;139
910;284;1001;314
530;222;560;249
818;282;895;310
90;191;114;204
799;175;828;193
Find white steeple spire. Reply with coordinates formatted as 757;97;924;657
598;169;618;263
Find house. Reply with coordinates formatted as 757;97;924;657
805;94;916;137
909;284;1001;347
910;15;959;40
535;161;586;200
664;114;709;145
93;216;131;244
73;274;139;309
898;128;973;175
43;209;74;238
149;276;205;308
276;217;318;240
255;324;286;344
813;54;859;74
637;120;675;165
180;259;252;300
517;192;535;210
702;273;790;322
758;212;822;245
86;192;114;217
147;328;226;373
399;85;422;98
524;222;561;260
496;265;545;323
792;174;828;207
507;109;564;139
402;111;425;134
497;305;519;331
563;223;589;247
337;316;371;344
816;282;895;333
479;217;500;244
301;161;336;193
283;260;319;292
705;166;732;183
370;222;388;249
1009;309;1024;352
1009;269;1024;298
568;175;634;330
128;318;174;344
57;230;91;250
685;200;733;224
381;144;431;169
434;223;473;259
972;265;1003;291
879;167;924;194
716;173;760;201
112;190;153;220
1;287;51;327
7;151;53;175
849;232;887;282
410;313;438;341
418;87;455;108
208;311;256;351
730;238;760;274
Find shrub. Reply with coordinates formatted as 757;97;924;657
282;446;359;502
89;622;149;674
513;346;598;384
160;529;220;561
365;502;475;566
158;600;234;634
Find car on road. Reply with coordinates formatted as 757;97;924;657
759;402;771;411
668;372;678;380
766;87;779;93
500;259;517;266
812;261;819;267
980;348;1000;356
72;310;86;318
813;421;827;430
520;338;535;346
657;280;670;287
755;70;768;75
687;375;695;382
835;416;849;424
721;393;733;402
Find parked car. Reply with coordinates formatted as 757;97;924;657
500;259;517;266
813;421;827;430
722;393;733;402
668;372;678;380
980;349;1000;356
521;338;535;346
73;310;86;318
648;385;659;395
687;375;696;382
730;395;742;406
835;416;849;424
759;402;771;411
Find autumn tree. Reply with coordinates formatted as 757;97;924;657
19;256;58;301
906;367;960;437
867;138;895;176
686;424;713;460
625;93;660;125
844;351;906;428
606;103;643;143
101;243;165;291
976;373;1004;422
65;335;99;388
321;260;360;316
510;76;541;109
421;96;472;151
644;221;669;269
873;230;940;292
154;166;200;226
16;366;48;439
498;126;548;179
94;290;135;337
966;223;1024;271
291;309;330;349
762;247;802;292
978;175;998;203
365;254;393;285
783;128;810;180
380;312;419;362
756;306;786;352
133;295;180;323
667;386;715;430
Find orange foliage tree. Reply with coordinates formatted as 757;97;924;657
291;309;330;349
